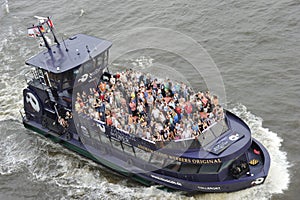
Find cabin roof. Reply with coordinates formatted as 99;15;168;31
25;34;112;74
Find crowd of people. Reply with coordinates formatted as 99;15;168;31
75;69;224;142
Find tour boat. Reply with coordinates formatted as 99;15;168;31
21;17;270;193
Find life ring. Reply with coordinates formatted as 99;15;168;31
25;90;41;113
24;89;43;117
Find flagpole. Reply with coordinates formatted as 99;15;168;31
37;25;51;50
47;17;60;45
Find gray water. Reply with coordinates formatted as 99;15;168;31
0;0;299;199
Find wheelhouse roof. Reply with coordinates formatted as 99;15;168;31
25;34;112;74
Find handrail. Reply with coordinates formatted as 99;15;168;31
84;114;228;152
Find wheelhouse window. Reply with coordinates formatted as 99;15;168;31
61;70;76;90
74;59;96;78
163;159;181;172
198;119;229;148
198;163;221;173
101;134;110;144
110;138;122;149
122;142;135;157
210;118;228;137
88;124;102;143
96;53;105;69
47;72;61;89
149;153;165;167
179;163;200;174
134;146;151;162
103;50;108;67
82;60;96;74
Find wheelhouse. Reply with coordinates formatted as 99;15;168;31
25;34;111;91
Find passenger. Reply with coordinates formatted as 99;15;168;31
106;114;113;126
137;101;145;116
174;103;182;120
119;71;127;83
120;97;127;110
192;122;199;136
184;101;193;119
129;98;137;116
153;131;161;141
212;95;219;107
65;111;72;119
196;97;203;111
107;92;114;105
161;125;170;141
169;128;176;140
182;84;189;101
173;93;179;104
207;112;215;125
136;125;143;137
114;89;121;107
93;98;101;118
151;106;160;122
146;92;154;109
173;113;179;124
145;128;152;140
129;123;136;134
119;113;126;127
202;121;209;130
160;83;166;97
200;109;208;119
151;79;158;92
98;82;106;93
163;102;169;113
205;91;211;102
75;97;81;112
110;76;116;85
174;128;182;140
111;114;119;127
88;95;94;106
200;95;208;108
74;69;225;143
81;91;88;105
58;116;68;128
168;99;175;109
182;126;192;139
99;92;105;102
198;120;204;133
156;89;163;101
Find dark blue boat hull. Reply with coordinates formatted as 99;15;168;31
23;119;270;193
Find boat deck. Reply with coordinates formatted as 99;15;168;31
75;70;225;143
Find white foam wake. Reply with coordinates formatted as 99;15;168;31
208;104;290;199
0;0;9;15
0;25;31;122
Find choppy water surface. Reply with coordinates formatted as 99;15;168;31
0;0;299;199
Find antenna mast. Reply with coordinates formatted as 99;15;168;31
27;16;59;49
46;16;60;45
37;25;51;50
